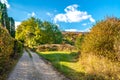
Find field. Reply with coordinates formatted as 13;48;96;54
37;51;85;80
37;51;120;80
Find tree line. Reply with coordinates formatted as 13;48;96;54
16;17;63;48
0;2;15;37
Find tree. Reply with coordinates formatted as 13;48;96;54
0;2;15;37
39;21;62;44
16;17;63;48
16;17;38;47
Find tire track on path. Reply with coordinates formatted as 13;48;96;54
8;49;68;80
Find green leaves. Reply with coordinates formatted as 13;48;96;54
0;2;15;37
16;17;63;48
75;34;85;50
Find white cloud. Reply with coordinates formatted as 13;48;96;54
54;4;95;23
15;21;21;29
28;12;36;17
0;0;10;8
65;28;91;32
82;22;92;26
46;12;53;17
89;16;95;22
65;29;78;32
82;23;87;26
82;28;90;32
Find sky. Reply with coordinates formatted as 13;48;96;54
2;0;120;32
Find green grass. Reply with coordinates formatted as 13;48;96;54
37;51;120;80
25;48;32;58
37;51;85;80
39;51;78;62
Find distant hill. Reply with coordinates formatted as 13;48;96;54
62;31;88;45
62;31;88;35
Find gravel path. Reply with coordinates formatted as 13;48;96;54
8;49;68;80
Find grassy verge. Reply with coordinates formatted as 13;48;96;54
37;51;84;80
25;48;32;58
37;51;120;80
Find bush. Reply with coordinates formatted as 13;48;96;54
0;26;14;73
36;44;76;52
81;17;120;60
75;34;85;50
0;26;23;78
62;32;80;45
15;40;23;54
10;40;23;58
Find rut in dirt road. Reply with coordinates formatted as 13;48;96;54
8;49;68;80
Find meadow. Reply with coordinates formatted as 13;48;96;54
37;51;120;80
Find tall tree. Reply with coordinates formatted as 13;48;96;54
16;17;63;48
0;2;15;37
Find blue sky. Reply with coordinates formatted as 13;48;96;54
2;0;120;32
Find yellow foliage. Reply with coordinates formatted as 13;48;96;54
82;17;120;60
79;53;120;80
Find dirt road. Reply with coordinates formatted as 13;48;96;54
8;49;68;80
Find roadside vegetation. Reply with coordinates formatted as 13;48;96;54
37;51;82;80
0;2;23;79
16;17;120;80
1;1;120;80
0;26;23;80
37;51;119;80
78;17;120;80
37;17;120;80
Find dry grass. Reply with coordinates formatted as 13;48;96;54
79;53;120;80
38;51;120;80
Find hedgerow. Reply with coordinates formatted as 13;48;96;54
0;26;23;79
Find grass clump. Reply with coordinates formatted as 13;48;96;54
25;48;32;58
79;53;120;80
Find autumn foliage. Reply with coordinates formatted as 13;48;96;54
82;17;120;60
0;26;23;77
0;26;14;73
